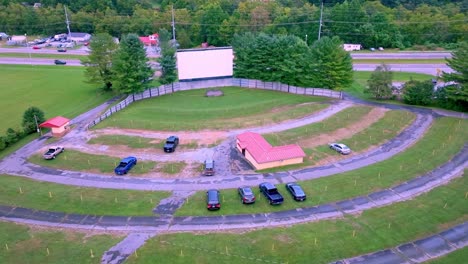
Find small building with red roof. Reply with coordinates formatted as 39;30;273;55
139;33;159;46
236;132;306;170
39;116;70;136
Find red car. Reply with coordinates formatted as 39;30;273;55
32;46;41;49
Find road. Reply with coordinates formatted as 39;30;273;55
351;51;451;59
0;57;451;75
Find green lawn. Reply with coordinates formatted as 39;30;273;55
0;64;111;132
127;170;468;264
0;221;121;264
347;71;435;99
428;247;468;264
0;174;170;216
175;117;467;216
28;150;157;175
88;135;205;149
353;59;446;64
95;87;330;131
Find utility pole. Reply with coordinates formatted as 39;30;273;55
318;0;324;40
34;114;42;136
171;5;176;43
64;5;71;39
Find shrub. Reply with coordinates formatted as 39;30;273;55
403;79;434;106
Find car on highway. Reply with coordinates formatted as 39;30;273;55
43;146;64;160
114;156;137;175
206;189;221;210
57;48;67;52
54;59;66;65
203;159;215;176
32;46;41;49
285;182;307;201
238;186;256;204
329;143;351;155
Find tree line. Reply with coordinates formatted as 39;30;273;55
0;0;466;49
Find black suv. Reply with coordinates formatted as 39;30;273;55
206;189;221;210
163;136;179;153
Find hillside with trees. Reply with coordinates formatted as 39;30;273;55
0;0;465;49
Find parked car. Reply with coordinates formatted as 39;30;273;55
32;46;41;49
259;182;284;205
238;186;256;204
203;159;215;176
54;59;66;65
0;32;9;40
43;146;64;160
57;48;67;52
163;136;179;153
114;156;137;175
285;182;307;201
329;143;351;155
206;189;221;210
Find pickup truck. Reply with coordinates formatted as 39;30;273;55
43;146;64;160
163;136;179;153
114;156;137;175
203;159;215;176
259;182;284;205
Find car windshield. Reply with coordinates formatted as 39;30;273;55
292;186;305;195
205;161;214;169
242;188;253;195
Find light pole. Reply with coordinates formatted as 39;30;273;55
25;33;32;66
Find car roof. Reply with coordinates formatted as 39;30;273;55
205;159;214;167
261;182;275;189
207;189;219;200
167;136;178;140
122;156;136;162
240;186;253;194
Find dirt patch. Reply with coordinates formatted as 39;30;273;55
298;107;388;148
92;128;228;146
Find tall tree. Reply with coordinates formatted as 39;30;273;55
158;29;177;84
366;63;394;99
442;41;468;110
112;33;153;94
308;36;353;90
81;33;118;91
22;107;45;134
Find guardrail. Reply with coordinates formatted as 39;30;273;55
87;78;343;129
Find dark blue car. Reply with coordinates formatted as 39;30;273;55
114;156;137;175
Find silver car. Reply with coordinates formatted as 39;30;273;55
329;143;351;155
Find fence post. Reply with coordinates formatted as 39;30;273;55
172;83;174;93
149;88;152;97
132;94;135;101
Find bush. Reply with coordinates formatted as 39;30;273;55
403;79;434;106
0;136;6;151
22;107;45;134
5;128;20;146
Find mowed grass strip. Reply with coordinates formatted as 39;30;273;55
0;52;86;60
353;59;446;64
259;109;416;173
95;87;330;131
264;105;372;146
0;64;111;132
427;247;468;264
175;117;467;216
0;221;122;264
28;149;156;175
127;171;468;264
0;174;170;216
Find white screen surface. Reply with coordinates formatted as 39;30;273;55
176;47;233;80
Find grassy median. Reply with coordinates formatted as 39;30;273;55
0;174;170;216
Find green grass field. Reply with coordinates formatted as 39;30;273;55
0;221;121;264
127;170;468;264
428;247;468;264
95;87;330;131
353;59;446;64
0;52;86;60
0;64;111;132
0;174;170;216
28;150;157;175
175;117;467;216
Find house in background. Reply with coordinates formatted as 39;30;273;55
236;132;306;170
343;44;362;51
39;116;71;137
139;33;159;46
69;32;91;43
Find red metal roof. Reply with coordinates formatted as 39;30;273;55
237;132;305;164
139;34;159;45
39;116;70;128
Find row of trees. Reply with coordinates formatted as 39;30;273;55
366;42;468;111
0;0;466;49
233;34;353;90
